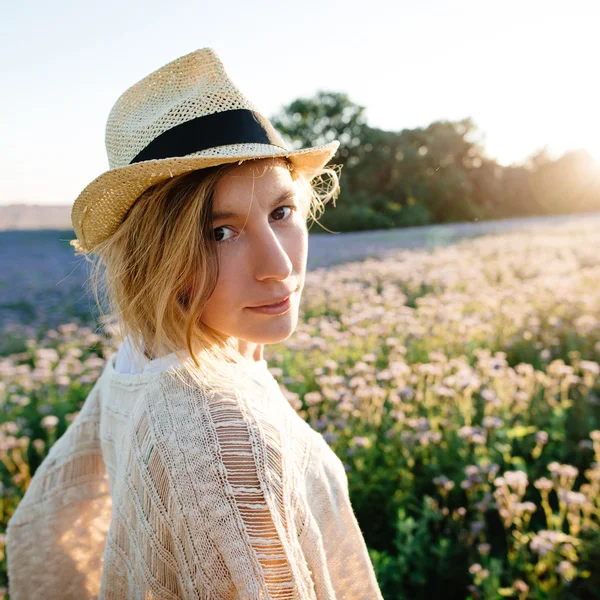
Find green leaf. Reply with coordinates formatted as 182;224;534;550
506;425;537;439
510;456;527;468
498;587;516;597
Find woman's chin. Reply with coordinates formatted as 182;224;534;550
241;314;298;344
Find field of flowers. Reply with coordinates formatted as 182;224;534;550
1;217;599;599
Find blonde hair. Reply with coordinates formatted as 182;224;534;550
78;156;341;395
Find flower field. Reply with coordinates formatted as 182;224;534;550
1;218;599;599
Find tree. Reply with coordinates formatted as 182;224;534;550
270;91;368;166
271;89;600;231
528;149;600;214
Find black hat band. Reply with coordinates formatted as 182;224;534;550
129;108;288;164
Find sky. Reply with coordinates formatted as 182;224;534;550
1;0;598;206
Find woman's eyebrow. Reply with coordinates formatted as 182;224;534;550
212;189;297;221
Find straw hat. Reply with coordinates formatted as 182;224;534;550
70;47;340;255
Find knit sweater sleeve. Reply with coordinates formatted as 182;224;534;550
5;381;112;600
101;377;318;600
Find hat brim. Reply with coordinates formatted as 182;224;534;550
70;140;340;254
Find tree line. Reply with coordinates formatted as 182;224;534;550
271;92;600;232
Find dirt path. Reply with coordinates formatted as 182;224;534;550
306;211;600;270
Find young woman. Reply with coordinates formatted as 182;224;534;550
6;48;384;599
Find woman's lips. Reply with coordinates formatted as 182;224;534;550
245;295;292;315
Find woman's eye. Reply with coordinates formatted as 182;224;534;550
213;205;296;244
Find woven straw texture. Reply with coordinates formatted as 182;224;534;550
6;355;384;599
70;48;339;255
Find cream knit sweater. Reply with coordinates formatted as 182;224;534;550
6;347;384;599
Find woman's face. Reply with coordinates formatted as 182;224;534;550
198;158;309;347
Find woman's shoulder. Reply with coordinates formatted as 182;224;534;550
128;374;271;463
114;368;328;500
